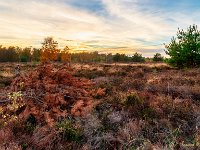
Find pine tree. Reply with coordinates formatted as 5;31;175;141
165;25;200;68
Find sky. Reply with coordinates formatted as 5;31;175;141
0;0;200;57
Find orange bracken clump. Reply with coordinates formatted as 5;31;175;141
2;64;97;127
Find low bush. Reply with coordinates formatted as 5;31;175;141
124;93;144;107
24;114;37;134
56;119;82;142
124;93;156;120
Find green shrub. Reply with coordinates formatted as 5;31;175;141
140;107;156;120
12;115;37;136
24;114;37;134
124;93;156;120
124;94;144;106
56;119;82;142
21;143;28;150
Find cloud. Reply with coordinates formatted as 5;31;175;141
0;0;107;46
0;0;200;56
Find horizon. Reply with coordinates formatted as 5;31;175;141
0;0;200;57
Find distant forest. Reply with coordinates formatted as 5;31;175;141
0;38;164;63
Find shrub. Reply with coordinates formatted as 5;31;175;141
21;143;28;150
24;114;37;134
0;91;24;126
56;119;82;142
124;94;144;106
11;115;37;136
124;93;156;120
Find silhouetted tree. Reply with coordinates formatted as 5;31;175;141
153;53;164;62
132;52;145;62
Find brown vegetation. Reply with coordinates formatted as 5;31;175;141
0;63;200;149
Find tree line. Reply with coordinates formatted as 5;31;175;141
0;46;41;62
1;24;199;68
0;37;164;63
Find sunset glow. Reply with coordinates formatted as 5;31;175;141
0;0;200;56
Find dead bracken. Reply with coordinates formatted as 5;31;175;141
11;63;99;123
